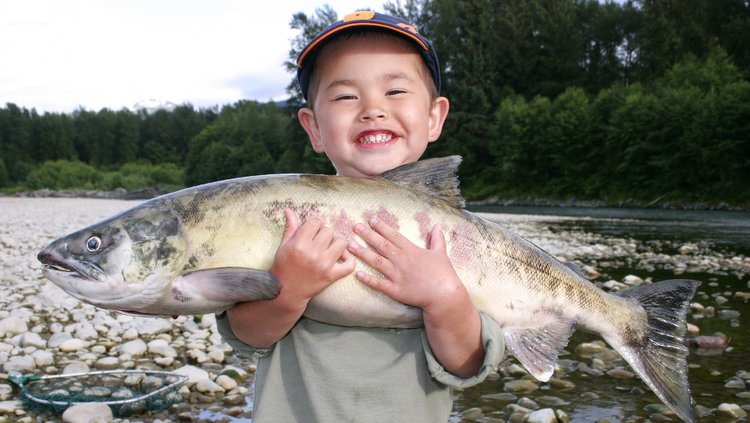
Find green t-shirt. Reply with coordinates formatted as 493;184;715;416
216;312;505;422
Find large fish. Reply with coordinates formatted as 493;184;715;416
38;156;699;422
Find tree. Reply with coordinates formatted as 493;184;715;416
283;5;339;105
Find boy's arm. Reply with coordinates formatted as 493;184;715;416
227;209;355;348
348;218;485;378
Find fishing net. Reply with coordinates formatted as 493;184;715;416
8;369;188;417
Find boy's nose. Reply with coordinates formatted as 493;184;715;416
359;100;387;121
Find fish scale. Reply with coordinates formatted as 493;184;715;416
38;156;700;422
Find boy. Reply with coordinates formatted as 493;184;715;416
217;11;505;422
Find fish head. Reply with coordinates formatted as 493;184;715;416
37;205;186;308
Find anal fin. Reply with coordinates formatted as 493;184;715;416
503;317;574;381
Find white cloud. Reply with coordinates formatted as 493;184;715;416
0;0;376;112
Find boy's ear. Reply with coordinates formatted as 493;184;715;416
298;107;325;153
427;97;450;143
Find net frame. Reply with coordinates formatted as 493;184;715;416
10;369;188;416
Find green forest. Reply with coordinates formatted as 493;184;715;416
1;0;748;208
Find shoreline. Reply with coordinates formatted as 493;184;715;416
3;189;747;211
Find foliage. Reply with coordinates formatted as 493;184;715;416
23;160;185;192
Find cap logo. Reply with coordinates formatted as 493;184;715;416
343;11;375;21
396;23;419;35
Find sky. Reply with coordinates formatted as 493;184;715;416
0;1;374;113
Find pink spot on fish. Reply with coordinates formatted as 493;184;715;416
334;210;357;241
363;207;400;230
413;210;432;245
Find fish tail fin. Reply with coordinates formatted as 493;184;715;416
608;279;700;423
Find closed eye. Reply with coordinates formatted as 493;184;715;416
386;89;407;96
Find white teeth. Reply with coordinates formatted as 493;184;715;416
358;133;393;144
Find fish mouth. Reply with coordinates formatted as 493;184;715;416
38;251;101;282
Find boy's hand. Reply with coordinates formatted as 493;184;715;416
271;208;356;306
348;217;484;378
347;217;462;312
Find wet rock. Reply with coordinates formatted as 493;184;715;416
504;380;539;393
622;274;644;286
575;341;609;355
458;407;484;420
195;379;224;394
717;403;748;419
526;408;557;423
548;378;576;389
607;368;635;379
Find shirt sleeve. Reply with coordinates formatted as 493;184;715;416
421;311;505;389
215;311;275;358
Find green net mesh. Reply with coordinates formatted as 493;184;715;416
10;369;187;417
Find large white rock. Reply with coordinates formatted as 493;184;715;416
0;316;27;336
116;339;147;356
174;365;209;385
61;402;114;423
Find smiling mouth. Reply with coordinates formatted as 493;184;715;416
357;131;397;145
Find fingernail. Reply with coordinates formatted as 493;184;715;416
369;217;379;226
353;223;364;233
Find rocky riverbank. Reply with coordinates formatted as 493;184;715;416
0;198;748;422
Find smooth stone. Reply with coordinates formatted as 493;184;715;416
117;339;147;356
0;400;21;414
174;365;209;385
62;361;90;374
59;338;88;352
131;319;172;336
195;379;224;394
0;317;27;336
216;374;238;391
526;408;557;423
94;357;120;370
61;402;113;423
47;332;73;348
504;380;539;393
2;356;35;373
148;339;177;357
14;332;46;349
717;403;748;419
607;368;635;378
31;350;54;367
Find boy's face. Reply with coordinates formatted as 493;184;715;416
298;35;449;177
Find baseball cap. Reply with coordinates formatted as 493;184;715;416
296;10;441;101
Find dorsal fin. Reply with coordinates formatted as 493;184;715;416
379;156;465;208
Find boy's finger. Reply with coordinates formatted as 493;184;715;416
355;270;392;294
354;221;399;258
348;239;392;274
280;208;300;242
367;217;407;247
428;225;447;251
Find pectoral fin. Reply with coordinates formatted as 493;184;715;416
178;267;280;303
503;317;574;381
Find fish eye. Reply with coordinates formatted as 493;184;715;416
86;236;102;252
